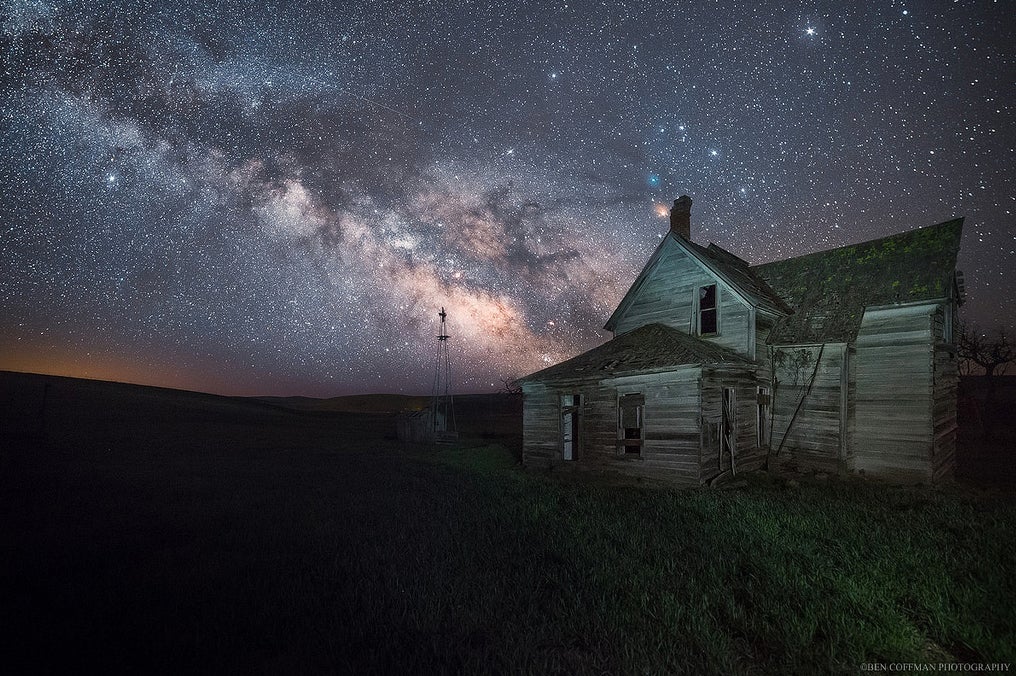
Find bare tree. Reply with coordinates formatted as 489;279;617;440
957;321;1014;381
957;321;1015;439
499;377;523;397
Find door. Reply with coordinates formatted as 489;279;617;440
561;394;581;460
756;386;771;448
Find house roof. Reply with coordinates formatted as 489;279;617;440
521;322;753;384
603;232;791;332
751;217;964;344
690;240;793;315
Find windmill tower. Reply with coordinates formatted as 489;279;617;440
429;307;457;443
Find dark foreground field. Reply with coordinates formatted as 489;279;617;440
2;371;1014;674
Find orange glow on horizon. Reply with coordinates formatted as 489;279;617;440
0;348;242;396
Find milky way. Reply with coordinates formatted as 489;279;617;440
1;0;1013;396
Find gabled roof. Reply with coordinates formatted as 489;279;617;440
691;240;792;315
603;232;791;333
751;218;963;344
521;323;753;384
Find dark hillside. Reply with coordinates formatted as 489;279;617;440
1;371;1013;673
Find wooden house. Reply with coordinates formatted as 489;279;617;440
520;196;964;484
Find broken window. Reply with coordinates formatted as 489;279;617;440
699;284;717;335
618;393;644;455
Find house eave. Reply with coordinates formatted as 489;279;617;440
669;233;755;309
603;236;672;332
862;298;948;313
523;360;759;386
764;340;850;349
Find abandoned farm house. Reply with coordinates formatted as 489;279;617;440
520;196;964;484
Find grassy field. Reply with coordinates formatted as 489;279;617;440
1;371;1014;673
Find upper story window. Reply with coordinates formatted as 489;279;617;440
698;284;718;335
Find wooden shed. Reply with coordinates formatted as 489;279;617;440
521;196;963;484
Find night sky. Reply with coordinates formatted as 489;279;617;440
2;1;1013;397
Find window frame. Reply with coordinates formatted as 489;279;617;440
617;392;645;456
560;394;581;461
697;283;719;335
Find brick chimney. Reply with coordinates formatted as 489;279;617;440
670;195;692;240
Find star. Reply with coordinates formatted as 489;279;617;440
0;0;1009;397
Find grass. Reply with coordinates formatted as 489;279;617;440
2;372;1014;673
423;448;1015;673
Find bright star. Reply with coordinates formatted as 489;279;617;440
709;149;718;157
805;27;816;36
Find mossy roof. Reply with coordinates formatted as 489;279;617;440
520;322;752;384
751;218;963;344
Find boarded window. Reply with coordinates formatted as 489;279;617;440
699;284;717;334
561;394;581;461
618;393;644;455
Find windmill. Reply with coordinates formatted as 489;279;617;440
429;307;457;443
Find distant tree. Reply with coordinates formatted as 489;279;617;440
499;377;523;397
957;321;1014;381
957;321;1015;439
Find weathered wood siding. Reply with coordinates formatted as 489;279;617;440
700;368;768;483
612;371;703;482
755;315;776;361
767;345;846;473
612;243;753;356
931;304;958;481
522;368;706;484
852;303;938;481
521;382;560;467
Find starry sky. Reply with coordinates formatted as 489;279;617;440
1;0;1013;397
